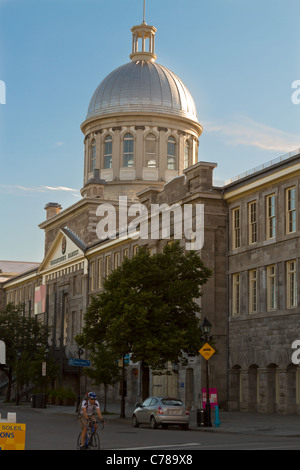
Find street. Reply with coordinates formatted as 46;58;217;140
1;406;300;452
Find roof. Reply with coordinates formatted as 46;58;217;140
0;261;40;284
86;60;198;123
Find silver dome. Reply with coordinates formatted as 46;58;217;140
86;61;198;123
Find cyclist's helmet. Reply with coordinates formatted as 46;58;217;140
88;392;97;399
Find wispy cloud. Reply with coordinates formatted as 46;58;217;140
203;116;300;153
0;184;80;198
54;142;64;147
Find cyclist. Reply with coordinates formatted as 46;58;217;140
78;392;106;449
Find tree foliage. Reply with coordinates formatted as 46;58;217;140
0;303;55;401
76;242;212;398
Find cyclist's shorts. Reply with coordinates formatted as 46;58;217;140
78;415;97;429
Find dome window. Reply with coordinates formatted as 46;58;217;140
123;133;134;168
145;133;157;168
167;136;176;170
104;135;113;169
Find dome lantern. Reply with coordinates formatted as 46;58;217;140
130;22;157;63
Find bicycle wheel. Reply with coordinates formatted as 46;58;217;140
77;432;83;450
88;431;100;450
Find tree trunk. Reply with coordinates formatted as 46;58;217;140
5;367;12;402
141;361;150;400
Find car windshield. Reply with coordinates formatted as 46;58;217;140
161;399;183;406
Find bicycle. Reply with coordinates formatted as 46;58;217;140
77;419;105;450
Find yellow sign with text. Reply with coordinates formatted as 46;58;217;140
199;343;216;360
0;423;26;451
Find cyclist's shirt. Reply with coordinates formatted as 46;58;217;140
80;399;100;416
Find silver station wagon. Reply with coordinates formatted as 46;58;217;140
132;396;190;430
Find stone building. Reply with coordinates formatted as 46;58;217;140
1;16;300;413
224;149;300;413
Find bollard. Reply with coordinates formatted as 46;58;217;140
214;405;220;427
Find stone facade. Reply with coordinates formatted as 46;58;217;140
225;153;300;413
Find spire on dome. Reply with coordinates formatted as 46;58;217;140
130;1;157;62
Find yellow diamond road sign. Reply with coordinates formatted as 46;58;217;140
199;343;215;360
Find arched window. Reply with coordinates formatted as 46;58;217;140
123;133;134;168
145;133;157;168
184;140;189;169
167;136;176;170
91;139;96;171
104;135;112;169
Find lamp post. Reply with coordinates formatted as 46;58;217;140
43;345;50;408
16;349;22;406
201;316;212;427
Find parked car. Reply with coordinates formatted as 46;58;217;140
132;396;189;430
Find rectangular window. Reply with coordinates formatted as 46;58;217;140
98;258;103;290
249;269;258;313
123;248;129;259
232;208;241;249
287;260;297;308
90;261;96;291
114;252;120;269
286;187;296;234
232;273;241;316
248;201;257;244
266;194;276;239
267;265;277;311
105;255;111;277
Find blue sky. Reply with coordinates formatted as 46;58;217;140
0;0;300;262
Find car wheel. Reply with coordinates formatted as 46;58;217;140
132;414;139;428
150;416;158;429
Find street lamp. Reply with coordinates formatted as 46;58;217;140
201;316;212;427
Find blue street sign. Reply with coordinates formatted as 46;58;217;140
68;358;90;367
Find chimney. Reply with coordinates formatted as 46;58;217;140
44;202;62;220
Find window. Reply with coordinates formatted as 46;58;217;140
91;139;96;171
184;140;189;169
114;252;120;269
145;133;157;167
286;187;296;234
98;259;103;290
123;133;134;167
104;135;112;169
232;273;240;315
232;208;241;249
123;248;129;259
267;265;277;311
167;136;176;170
105;255;111;277
287;260;297;308
266;194;276;239
248;201;257;244
249;269;258;313
90;261;96;291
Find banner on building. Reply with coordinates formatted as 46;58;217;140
202;387;218;409
34;285;46;315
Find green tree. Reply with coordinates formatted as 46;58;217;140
0;303;53;402
77;242;212;401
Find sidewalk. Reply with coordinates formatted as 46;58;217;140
2;402;299;437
